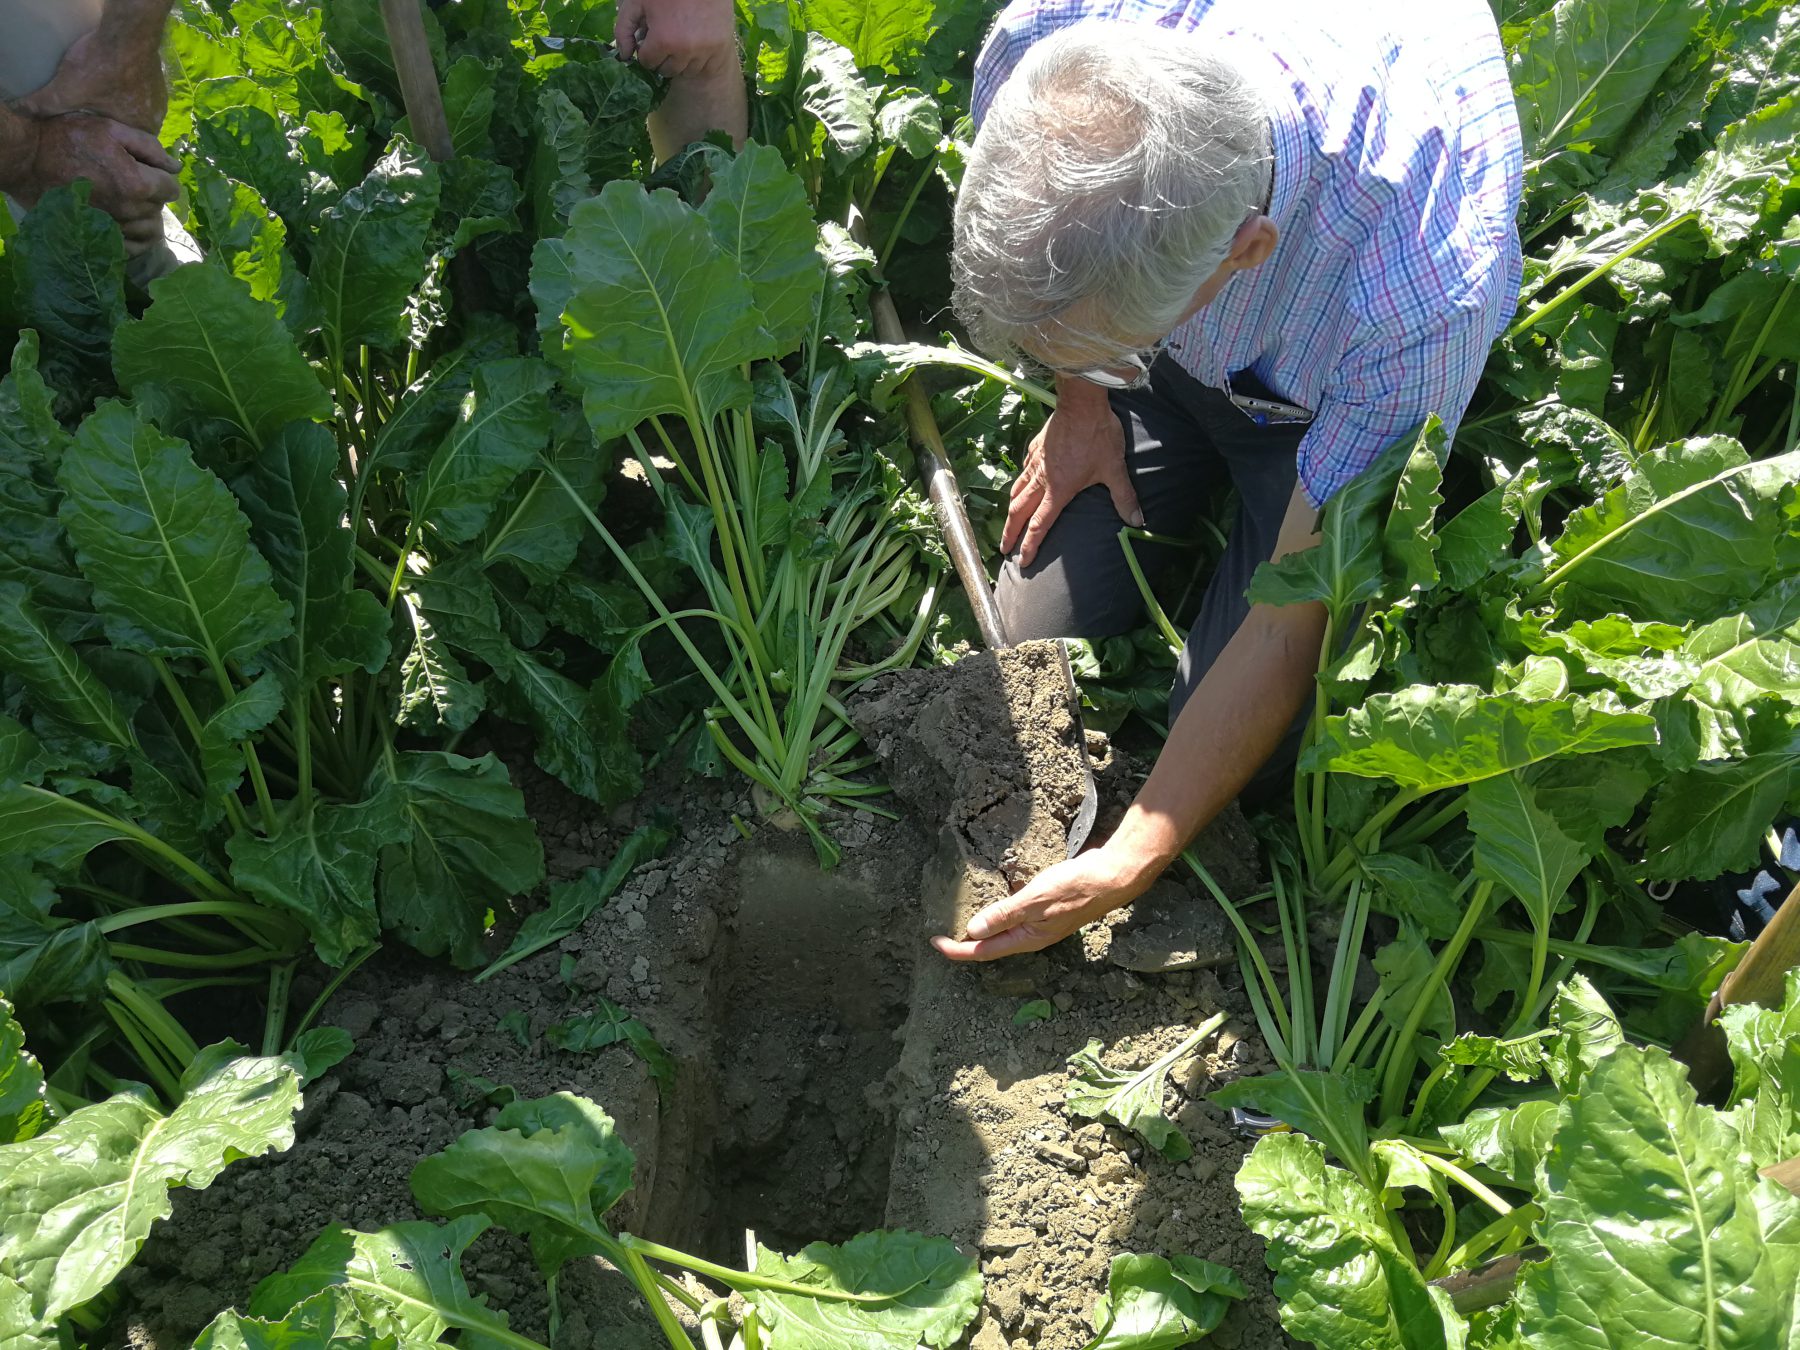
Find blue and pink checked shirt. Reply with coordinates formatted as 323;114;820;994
972;0;1524;504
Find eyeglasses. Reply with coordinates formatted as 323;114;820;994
1070;343;1166;390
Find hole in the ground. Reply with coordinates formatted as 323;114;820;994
697;840;916;1259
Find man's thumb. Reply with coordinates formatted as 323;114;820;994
1106;467;1145;529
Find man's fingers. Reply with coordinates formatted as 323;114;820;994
634;31;673;69
114;124;178;174
135;164;179;206
117;214;163;242
965;894;1038;940
1001;476;1044;556
1103;460;1146;530
614;0;645;56
931;929;1044;963
1016;494;1062;570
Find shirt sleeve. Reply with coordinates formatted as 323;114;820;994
971;1;1042;129
1294;303;1494;505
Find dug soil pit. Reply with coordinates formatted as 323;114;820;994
115;642;1293;1349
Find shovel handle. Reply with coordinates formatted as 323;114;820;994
848;205;1010;651
1674;876;1800;1094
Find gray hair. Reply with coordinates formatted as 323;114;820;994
952;23;1273;371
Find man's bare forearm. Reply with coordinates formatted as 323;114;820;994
1107;597;1326;879
97;0;175;52
649;71;747;161
0;103;40;194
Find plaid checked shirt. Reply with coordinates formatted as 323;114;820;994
972;0;1524;504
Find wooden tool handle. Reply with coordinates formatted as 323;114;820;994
848;205;1011;651
379;0;454;162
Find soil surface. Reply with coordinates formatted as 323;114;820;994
114;643;1295;1350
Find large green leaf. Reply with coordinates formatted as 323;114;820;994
0;583;134;759
0;1042;300;1324
1467;771;1592;933
1509;0;1710;169
1236;1131;1462;1350
372;751;543;968
358;328;500;489
185;163;309;325
1642;748;1800;881
801;0;937;71
410;1093;633;1278
1518;1044;1800;1349
58;404;291;669
700;144;825;353
748;1230;982;1350
396;593;485;735
1305;686;1658;792
1211;1068;1375;1178
10;186;125;371
799;37;876;165
1080;1253;1246;1350
112;266;329;452
227;794;406;966
1720;968;1800;1169
0;335;93;644
532;180;767;442
526;89;590;236
234;423;390;694
1540;440;1800;624
1534;95;1800;304
310;139;441;355
246;1216;519;1347
0;1270;52;1350
0;785;134;875
488;650;639;804
479;411;608;587
193;103;309;233
414;359;557;545
1683;578;1800;714
0;996;47;1145
1438;1099;1560;1191
192;1288;396;1350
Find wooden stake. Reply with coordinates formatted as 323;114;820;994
378;0;454;161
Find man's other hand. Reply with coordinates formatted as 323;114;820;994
616;0;739;80
16;29;168;134
19;114;177;252
931;845;1154;962
1003;378;1143;569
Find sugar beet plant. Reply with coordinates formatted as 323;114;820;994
532;146;942;863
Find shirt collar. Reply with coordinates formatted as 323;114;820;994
1250;46;1309;228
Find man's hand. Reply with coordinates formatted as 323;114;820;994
931;844;1155;962
15;28;167;134
616;0;740;79
16;114;178;252
1004;377;1144;569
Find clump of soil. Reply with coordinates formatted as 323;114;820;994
854;644;1294;1349
116;643;1295;1349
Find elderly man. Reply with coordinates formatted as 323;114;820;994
933;0;1522;961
